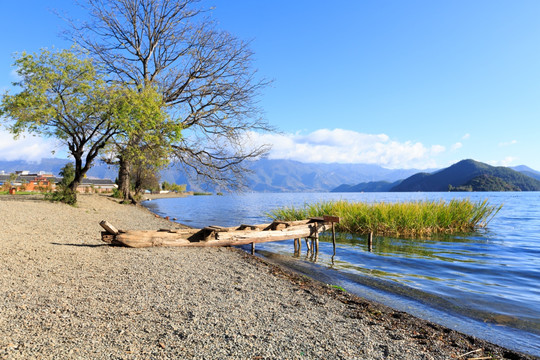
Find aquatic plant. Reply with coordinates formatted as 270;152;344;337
267;199;501;238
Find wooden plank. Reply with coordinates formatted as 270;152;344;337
115;231;192;248
203;225;231;232
214;223;328;244
237;224;269;231
100;220;119;235
323;215;341;223
273;220;310;226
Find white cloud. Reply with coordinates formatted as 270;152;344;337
462;133;470;140
488;156;518;167
498;140;517;147
246;129;445;169
0;130;61;162
451;142;463;151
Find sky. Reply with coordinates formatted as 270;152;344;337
1;0;540;170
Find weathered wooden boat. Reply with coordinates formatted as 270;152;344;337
99;217;340;252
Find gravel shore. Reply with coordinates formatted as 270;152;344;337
0;194;533;359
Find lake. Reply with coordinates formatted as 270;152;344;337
143;192;540;356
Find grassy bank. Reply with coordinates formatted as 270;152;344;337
268;199;501;237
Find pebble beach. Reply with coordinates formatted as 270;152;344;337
0;194;533;359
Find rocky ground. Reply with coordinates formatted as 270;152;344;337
0;194;534;359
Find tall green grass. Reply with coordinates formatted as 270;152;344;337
267;199;501;238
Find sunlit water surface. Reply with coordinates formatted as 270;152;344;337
144;192;540;356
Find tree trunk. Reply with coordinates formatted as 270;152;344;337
118;156;136;204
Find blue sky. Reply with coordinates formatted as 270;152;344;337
1;0;540;170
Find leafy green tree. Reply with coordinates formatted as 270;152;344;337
1;48;174;204
0;48;120;202
101;85;183;203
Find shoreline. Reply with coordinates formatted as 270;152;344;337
0;194;534;359
141;192;190;201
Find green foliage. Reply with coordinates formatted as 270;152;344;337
46;187;77;206
112;86;182;169
45;163;78;205
0;191;37;195
0;47;125;205
193;192;212;196
112;188;122;199
59;163;75;187
268;199;502;238
161;181;187;193
1;48;108;140
1;48;174;206
329;285;347;292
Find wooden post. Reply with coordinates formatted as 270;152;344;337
294;238;302;256
305;237;311;252
323;215;340;258
251;242;255;255
99;220;119;235
331;222;336;256
368;232;373;252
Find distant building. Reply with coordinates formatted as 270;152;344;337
75;178;117;193
0;171;117;194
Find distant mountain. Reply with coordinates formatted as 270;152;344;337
6;157;536;193
332;180;402;192
0;158;425;193
392;159;540;192
243;159;422;192
511;165;540;181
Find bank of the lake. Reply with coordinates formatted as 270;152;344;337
143;191;540;357
3;194;530;359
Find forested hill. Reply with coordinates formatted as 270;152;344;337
391;159;540;192
332;180;402;192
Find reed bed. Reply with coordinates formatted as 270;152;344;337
268;199;501;238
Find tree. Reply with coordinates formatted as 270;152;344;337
131;162;161;196
0;48;120;203
47;162;77;204
69;0;273;200
103;85;182;202
1;48;173;204
59;162;75;187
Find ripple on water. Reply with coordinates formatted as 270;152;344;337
144;192;540;356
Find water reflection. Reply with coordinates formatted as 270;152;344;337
318;231;490;264
255;229;540;336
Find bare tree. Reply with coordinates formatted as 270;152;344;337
67;0;273;199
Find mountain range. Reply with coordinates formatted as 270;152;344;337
334;159;540;192
1;158;539;192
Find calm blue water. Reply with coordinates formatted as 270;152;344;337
144;192;540;356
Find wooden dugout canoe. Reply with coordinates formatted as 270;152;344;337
99;218;331;248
